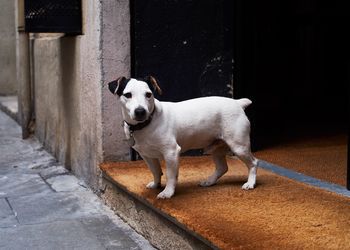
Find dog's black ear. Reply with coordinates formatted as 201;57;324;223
144;76;162;95
108;80;119;95
108;76;129;96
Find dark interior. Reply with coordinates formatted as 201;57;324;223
234;0;349;149
133;0;348;148
132;0;233;156
132;0;233;101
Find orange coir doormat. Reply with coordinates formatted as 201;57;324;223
100;156;350;250
255;133;348;186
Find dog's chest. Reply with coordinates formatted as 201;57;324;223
132;140;163;158
124;123;163;158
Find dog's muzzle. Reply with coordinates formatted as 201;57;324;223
134;107;147;121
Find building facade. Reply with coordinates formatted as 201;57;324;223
0;0;348;191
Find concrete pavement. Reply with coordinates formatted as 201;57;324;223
0;109;155;250
0;96;17;122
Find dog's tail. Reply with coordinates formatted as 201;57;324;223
237;98;252;110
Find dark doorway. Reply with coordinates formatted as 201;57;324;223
132;0;233;101
234;1;349;188
132;0;234;156
234;0;348;147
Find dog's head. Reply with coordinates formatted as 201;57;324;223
108;76;162;123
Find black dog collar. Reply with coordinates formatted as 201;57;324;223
124;107;156;133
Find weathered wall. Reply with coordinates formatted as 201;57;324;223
101;0;131;161
0;0;17;95
33;1;130;189
32;4;101;186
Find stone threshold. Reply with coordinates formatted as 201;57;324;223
101;171;218;250
100;157;350;250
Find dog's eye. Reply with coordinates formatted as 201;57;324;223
145;92;152;98
123;93;132;99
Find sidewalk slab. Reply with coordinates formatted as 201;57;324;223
0;218;144;250
8;191;105;225
0;95;18;122
40;165;69;179
0;137;34;164
46;175;87;192
0;198;17;228
81;216;143;250
0;174;53;198
0;108;20;136
0;220;106;250
0;137;57;173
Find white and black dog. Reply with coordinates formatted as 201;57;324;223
108;76;258;199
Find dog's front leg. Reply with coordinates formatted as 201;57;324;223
143;156;162;189
157;145;181;199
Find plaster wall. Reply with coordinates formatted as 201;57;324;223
0;0;17;95
33;2;102;188
101;0;131;161
33;1;130;188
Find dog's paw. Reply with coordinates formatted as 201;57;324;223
242;182;255;190
156;189;174;199
146;181;160;189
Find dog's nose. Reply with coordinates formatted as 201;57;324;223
134;107;147;120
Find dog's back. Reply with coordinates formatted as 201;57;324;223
158;97;251;152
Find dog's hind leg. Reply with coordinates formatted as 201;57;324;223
200;153;228;187
230;144;258;190
223;133;258;189
143;156;162;189
236;150;258;190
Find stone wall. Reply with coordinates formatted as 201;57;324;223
100;0;131;161
0;0;17;95
33;1;130;189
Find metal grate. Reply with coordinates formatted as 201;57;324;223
25;0;82;34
